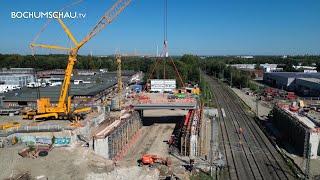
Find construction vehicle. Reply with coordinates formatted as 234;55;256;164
0;122;20;130
23;0;131;120
138;154;171;167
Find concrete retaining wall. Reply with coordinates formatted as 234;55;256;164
93;111;142;159
272;106;320;158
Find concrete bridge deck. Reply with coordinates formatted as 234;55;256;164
131;93;198;110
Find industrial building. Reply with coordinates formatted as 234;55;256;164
0;68;35;87
295;78;320;97
230;63;280;72
0;72;134;109
263;72;320;94
272;105;320;159
230;64;256;70
0;68;35;75
260;64;279;72
0;74;34;87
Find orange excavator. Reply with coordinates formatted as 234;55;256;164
138;154;171;167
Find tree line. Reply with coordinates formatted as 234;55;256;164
1;53;320;89
0;53;201;85
0;54;153;72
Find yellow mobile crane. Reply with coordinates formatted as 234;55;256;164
23;0;131;120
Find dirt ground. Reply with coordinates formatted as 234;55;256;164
119;109;190;179
232;88;272;117
0;144;113;179
0;144;163;180
121;123;175;166
0;109;192;179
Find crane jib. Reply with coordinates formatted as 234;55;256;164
26;0;131;120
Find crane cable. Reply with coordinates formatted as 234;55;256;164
162;0;184;87
30;0;83;101
144;0;185;90
164;0;167;44
31;0;83;45
163;0;167;79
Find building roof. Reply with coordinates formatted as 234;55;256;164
2;73;121;102
297;78;320;84
265;72;320;79
2;82;115;102
0;74;33;77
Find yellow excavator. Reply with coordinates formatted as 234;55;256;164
23;0;131;120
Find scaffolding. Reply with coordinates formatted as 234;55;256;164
180;109;202;157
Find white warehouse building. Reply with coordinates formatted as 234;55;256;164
0;74;35;87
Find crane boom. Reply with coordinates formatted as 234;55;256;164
78;0;131;48
26;0;131;120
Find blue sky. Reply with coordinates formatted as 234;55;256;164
0;0;320;55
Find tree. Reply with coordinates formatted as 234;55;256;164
283;61;296;72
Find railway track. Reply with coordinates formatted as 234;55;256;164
204;74;297;180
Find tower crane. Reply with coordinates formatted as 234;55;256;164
23;0;131;120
